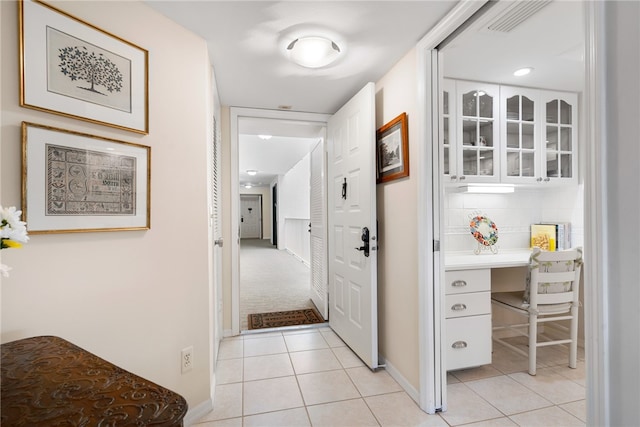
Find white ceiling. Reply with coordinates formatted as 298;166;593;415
442;0;584;92
146;1;457;113
146;1;585;187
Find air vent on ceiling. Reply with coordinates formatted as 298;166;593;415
485;0;552;33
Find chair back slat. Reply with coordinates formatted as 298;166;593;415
537;292;573;305
527;247;582;308
538;271;576;283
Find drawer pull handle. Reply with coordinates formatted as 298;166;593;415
451;303;467;311
452;341;468;349
451;280;467;288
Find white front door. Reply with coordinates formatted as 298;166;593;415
240;195;261;239
327;82;378;369
310;140;328;319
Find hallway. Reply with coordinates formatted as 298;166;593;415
240;239;316;331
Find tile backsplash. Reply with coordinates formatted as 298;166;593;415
444;185;584;253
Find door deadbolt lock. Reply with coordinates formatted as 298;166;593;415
354;226;370;257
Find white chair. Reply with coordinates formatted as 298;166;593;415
491;247;583;375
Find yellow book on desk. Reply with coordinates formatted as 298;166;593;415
530;224;556;251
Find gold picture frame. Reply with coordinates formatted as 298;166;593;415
22;122;151;234
376;112;409;183
19;0;149;134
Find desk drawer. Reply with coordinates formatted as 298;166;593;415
446;314;492;371
444;269;490;295
445;292;490;319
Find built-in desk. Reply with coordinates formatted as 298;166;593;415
444;249;531;270
444;249;531;371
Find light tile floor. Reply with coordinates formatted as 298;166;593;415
195;328;586;426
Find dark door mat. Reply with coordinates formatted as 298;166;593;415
248;308;325;330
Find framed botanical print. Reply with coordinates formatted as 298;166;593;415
19;0;149;134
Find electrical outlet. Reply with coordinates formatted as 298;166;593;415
181;346;193;374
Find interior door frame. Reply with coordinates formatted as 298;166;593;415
415;1;488;413
230;107;331;335
415;0;605;422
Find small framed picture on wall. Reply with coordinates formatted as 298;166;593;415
376;112;409;184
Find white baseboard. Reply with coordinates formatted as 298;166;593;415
378;355;420;405
183;398;214;426
285;248;311;268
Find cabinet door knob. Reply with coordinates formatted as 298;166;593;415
451;303;467;311
451;280;467;288
452;341;468;349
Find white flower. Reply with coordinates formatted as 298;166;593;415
0;263;12;278
1;206;25;229
1;205;29;249
6;227;29;243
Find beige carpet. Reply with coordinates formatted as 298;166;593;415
240;239;316;331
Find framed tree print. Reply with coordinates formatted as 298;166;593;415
376;112;409;183
22;122;151;234
19;0;149;134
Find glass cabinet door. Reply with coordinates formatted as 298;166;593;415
456;81;499;182
542;91;578;183
500;87;539;183
442;79;456;180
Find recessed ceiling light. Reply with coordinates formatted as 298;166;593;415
513;67;533;77
247;170;258;176
244;184;252;189
257;135;272;140
286;35;342;68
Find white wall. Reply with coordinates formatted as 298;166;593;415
280;153;311;264
444;186;584;252
602;2;640;424
375;48;421;393
0;0;215;415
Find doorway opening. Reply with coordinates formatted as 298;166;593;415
419;0;589;417
235;111;330;333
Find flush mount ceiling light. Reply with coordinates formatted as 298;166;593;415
257;134;272;140
244;184;252;189
286;35;342;68
247;170;258;176
513;67;533;77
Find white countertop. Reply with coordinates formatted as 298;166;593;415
444;249;531;270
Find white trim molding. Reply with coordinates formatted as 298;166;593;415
583;2;609;425
415;0;489;414
229;108;330;336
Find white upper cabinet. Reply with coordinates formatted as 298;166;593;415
442;79;456;180
540;91;578;184
501;87;578;185
500;86;540;184
444;79;579;187
453;80;500;183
